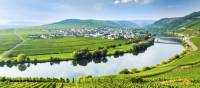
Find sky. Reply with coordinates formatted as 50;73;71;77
0;0;200;25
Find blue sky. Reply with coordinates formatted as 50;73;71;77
0;0;200;25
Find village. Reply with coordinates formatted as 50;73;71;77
28;28;148;40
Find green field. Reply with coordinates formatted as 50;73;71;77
0;82;75;88
0;29;21;54
1;26;200;87
11;37;126;56
0;28;136;62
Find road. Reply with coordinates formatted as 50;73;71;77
184;36;198;51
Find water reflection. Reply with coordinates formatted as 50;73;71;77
6;48;149;72
18;64;27;71
0;37;184;79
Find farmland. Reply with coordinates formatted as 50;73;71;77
11;37;126;56
0;29;21;54
0;25;198;88
0;27;152;62
0;30;193;88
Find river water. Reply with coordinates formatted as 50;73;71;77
0;37;184;79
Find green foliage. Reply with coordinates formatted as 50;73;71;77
149;11;200;33
119;68;130;74
49;19;138;29
16;54;26;63
92;49;107;58
73;48;92;59
129;77;144;83
141;66;152;71
0;30;22;54
131;67;139;74
11;37;125;56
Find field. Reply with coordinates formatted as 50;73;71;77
0;28;132;62
11;37;126;56
1;26;200;87
0;29;21;54
0;82;75;88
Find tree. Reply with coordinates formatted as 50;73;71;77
6;54;14;58
92;50;102;58
119;68;130;74
114;50;124;56
73;48;92;59
131;67;139;74
141;66;151;71
17;54;26;63
129;77;143;83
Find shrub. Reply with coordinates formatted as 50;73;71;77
119;68;130;74
6;54;14;58
160;61;167;65
175;55;180;58
129;77;144;83
114;50;124;56
92;50;102;58
141;66;151;71
73;48;92;59
17;54;26;63
131;67;139;74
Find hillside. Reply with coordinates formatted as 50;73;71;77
148;11;200;33
48;19;139;29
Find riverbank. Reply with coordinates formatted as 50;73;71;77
0;37;155;64
0;35;187;87
126;33;199;78
0;36;183;79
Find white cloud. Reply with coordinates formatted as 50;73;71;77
114;0;152;4
114;0;120;4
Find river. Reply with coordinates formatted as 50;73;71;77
0;37;184;79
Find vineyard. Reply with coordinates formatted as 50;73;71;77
2;77;200;88
0;82;75;88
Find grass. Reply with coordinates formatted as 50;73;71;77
2;25;200;87
0;28;137;62
0;29;21;54
107;44;133;55
129;34;200;77
11;37;126;56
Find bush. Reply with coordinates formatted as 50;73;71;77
92;50;103;58
17;54;26;63
6;54;14;58
141;66;151;71
129;77;144;83
131;67;139;74
119;68;130;74
175;55;180;58
73;48;92;59
114;50;124;56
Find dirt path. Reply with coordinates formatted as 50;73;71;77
183;36;198;51
0;29;25;59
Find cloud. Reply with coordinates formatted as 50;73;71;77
114;0;152;4
114;0;120;4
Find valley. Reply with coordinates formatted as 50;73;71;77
1;1;200;87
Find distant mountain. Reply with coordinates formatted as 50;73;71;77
131;20;155;27
148;11;200;32
114;21;139;28
48;19;139;29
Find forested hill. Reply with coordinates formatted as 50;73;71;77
148;11;200;33
47;19;139;29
